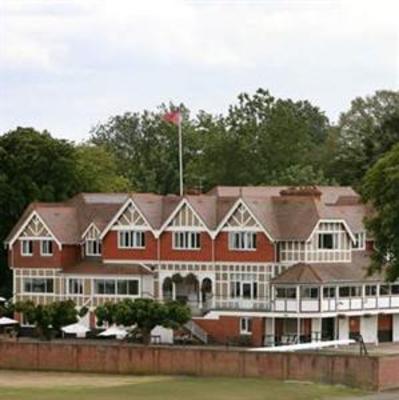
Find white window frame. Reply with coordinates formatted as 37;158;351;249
172;232;201;250
240;317;252;335
68;278;84;295
40;240;53;256
118;231;146;249
353;232;366;250
23;277;54;294
85;239;102;256
93;278;140;296
21;240;33;256
317;233;337;250
228;232;257;251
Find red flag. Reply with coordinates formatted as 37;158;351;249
163;110;181;125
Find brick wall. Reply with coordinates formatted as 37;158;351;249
160;232;213;262
10;241;80;268
102;231;157;260
214;232;275;262
194;316;264;346
0;341;382;390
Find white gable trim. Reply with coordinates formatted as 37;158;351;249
8;210;62;249
81;222;100;240
156;198;210;237
214;198;274;242
99;198;153;240
306;219;356;243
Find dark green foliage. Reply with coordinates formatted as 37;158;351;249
0;128;130;296
90;90;333;193
362;144;399;280
14;300;78;339
328;90;399;187
95;298;191;344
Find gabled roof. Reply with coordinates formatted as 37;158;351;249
62;260;152;275
272;251;380;285
5;186;370;247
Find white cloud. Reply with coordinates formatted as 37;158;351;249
0;0;398;139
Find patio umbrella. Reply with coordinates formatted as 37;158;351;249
61;323;90;338
0;317;18;325
98;325;128;340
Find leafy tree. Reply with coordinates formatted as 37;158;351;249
186;90;331;189
74;144;132;192
269;164;334;186
329;90;399;186
362;140;399;280
91;106;201;194
0;128;80;296
0;128;132;297
91;90;331;193
95;298;191;344
14;300;79;340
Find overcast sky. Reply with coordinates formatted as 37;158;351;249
0;0;398;142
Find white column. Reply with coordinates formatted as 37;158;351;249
338;317;349;340
393;314;399;342
172;282;176;300
312;318;322;342
198;279;202;308
360;315;378;344
265;317;275;346
297;317;301;343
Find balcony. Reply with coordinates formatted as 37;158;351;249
273;283;399;315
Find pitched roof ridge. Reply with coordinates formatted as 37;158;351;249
305;263;324;283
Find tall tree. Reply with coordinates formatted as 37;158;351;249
362;119;399;280
0;128;130;296
74;144;132;192
91;106;201;195
91;90;332;193
194;89;332;188
328;90;399;187
0;128;80;296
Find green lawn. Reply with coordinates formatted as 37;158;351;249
0;372;367;400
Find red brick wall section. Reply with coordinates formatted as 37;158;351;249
193;316;264;346
11;240;62;268
102;231;157;261
215;232;275;262
10;241;80;269
61;245;81;267
160;232;212;262
0;341;382;390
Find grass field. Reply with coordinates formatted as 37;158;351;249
0;371;367;400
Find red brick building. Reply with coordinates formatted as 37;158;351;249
6;186;398;346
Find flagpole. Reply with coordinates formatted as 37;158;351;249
178;116;184;196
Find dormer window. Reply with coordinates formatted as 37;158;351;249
318;233;336;250
353;232;366;250
21;240;33;256
86;238;101;256
83;224;102;256
41;240;53;256
229;232;257;251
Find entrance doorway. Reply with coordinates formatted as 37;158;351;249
378;314;393;342
322;318;335;341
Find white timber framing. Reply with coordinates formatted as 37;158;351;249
214;198;273;241
7;210;62;249
100;198;153;239
156;198;210;236
81;222;100;241
306;219;356;244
